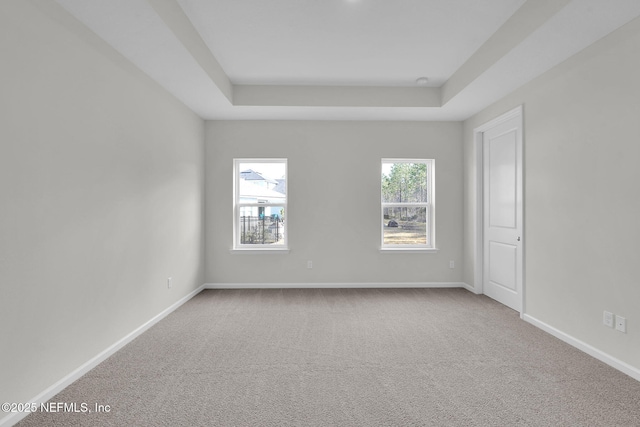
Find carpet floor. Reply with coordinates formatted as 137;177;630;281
17;288;640;426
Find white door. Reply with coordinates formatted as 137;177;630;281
483;112;523;312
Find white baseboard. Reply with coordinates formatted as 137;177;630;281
460;282;479;294
205;282;468;289
0;284;206;427
522;314;640;382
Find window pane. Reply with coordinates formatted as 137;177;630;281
238;207;285;245
382;162;428;203
383;207;427;245
238;162;286;202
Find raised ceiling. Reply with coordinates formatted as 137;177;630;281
177;0;525;87
56;0;640;121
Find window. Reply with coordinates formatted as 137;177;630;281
381;159;435;250
234;159;287;250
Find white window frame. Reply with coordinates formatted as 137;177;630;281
380;158;437;252
233;158;288;252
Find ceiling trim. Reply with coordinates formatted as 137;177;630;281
441;0;571;105
147;0;233;103
234;85;440;108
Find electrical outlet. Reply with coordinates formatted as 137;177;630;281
449;260;455;269
615;315;626;333
307;261;313;269
167;277;172;289
603;311;614;328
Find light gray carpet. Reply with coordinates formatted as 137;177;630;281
17;288;640;426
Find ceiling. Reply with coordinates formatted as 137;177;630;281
55;0;640;121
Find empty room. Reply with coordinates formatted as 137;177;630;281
2;0;639;426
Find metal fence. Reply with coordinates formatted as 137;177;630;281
240;215;283;244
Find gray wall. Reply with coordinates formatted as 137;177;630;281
205;121;463;284
0;1;205;419
463;16;640;370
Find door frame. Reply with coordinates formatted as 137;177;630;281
472;105;525;316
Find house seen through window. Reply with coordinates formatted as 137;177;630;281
234;159;287;249
381;159;435;249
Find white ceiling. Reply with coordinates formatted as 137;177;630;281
55;0;640;121
177;0;525;87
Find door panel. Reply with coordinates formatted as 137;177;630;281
483;113;522;312
488;130;517;229
488;241;517;291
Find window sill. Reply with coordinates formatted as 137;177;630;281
230;248;290;254
379;247;439;254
